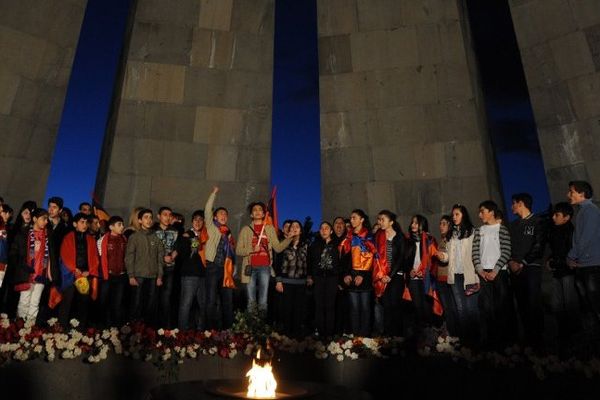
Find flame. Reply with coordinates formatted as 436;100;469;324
246;349;277;398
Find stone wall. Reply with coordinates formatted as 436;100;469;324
509;0;600;201
97;0;274;233
318;0;502;225
0;0;87;206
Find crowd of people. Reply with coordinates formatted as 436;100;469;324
0;180;599;358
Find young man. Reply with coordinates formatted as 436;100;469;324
79;202;93;216
546;202;579;356
508;193;546;348
12;208;52;322
177;210;207;330
204;187;236;329
154;206;179;328
57;213;100;328
236;202;293;312
88;215;102;241
472;200;513;349
47;196;71;288
97;216;128;327
566;181;600;351
125;209;164;326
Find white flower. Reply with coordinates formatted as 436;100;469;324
229;349;237;359
47;318;58;327
145;354;153;361
69;319;79;328
157;328;165;336
336;354;344;362
349;352;359;360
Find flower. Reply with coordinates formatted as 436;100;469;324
69;319;80;328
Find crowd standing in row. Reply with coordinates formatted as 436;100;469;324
0;181;599;358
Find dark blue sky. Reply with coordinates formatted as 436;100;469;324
46;0;550;222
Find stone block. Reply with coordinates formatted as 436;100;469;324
578;117;600;161
584;24;600;71
109;137;164;176
0;25;48;81
242;108;272;146
567;73;600;120
546;163;589;202
366;182;396;216
184;67;227;106
444;140;487;178
150;176;211;213
424;99;481;142
231;31;273;72
528;82;577;127
103;173;152;210
550;31;595;80
436;63;473;101
115;102;195;142
439;20;468;66
35;84;66;126
318;35;353;75
414;142;446;180
25;124;54;164
0;67;19;114
321;147;373;184
350;27;419;71
400;0;445;25
320;110;373;149
198;0;233;31
537;122;584;170
519;43;561;89
222;70;273;109
161;142;208;179
319;72;367;112
0;115;33;158
129;22;193;65
371;145;415;181
440;176;489;214
317;0;358;36
356;0;403;31
369;105;428;146
135;0;199;26
194;106;245;144
9;78;39;121
571;0;600;29
205;145;238;181
236;147;271;182
322;182;368;221
4;159;50;205
123;61;186;104
416;24;442;65
394;179;443;216
230;0;274;34
190;29;235;69
364;66;438;109
511;0;576;48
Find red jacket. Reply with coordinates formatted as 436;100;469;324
60;231;100;278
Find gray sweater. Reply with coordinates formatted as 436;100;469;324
125;229;165;279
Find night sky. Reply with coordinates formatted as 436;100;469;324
45;0;550;224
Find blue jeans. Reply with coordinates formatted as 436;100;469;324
159;267;175;328
246;266;271;311
348;290;371;336
450;274;480;346
206;263;234;329
178;276;206;330
129;277;158;326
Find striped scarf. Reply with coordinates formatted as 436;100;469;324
27;228;49;282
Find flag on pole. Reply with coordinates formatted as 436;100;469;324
264;186;279;232
91;192;110;222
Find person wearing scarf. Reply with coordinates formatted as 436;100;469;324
13;208;52;322
372;210;405;336
204;187;236;329
56;213;100;329
340;209;377;336
177;209;209;330
403;215;439;340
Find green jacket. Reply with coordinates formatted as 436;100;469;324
125;229;165;279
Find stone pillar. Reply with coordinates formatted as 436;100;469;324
0;0;87;206
509;0;600;201
97;0;274;231
318;0;501;225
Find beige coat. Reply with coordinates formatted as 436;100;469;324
236;223;292;284
443;234;479;288
204;192;225;263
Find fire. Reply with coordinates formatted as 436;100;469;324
246;349;277;398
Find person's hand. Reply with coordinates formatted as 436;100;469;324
508;261;522;275
82;271;89;278
477;270;487;281
381;276;391;283
354;276;363;286
129;277;138;286
156;277;163;287
415;270;423;278
409;270;417;278
567;258;578;269
487;270;497;281
213;186;219;194
343;275;352;286
306;277;314;286
275;282;284;293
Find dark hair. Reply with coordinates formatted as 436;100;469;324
569;180;593;199
511;193;533;212
333;216;345;225
479;200;499;218
1;204;13;215
213;207;228;217
282;219;293;227
410;214;429;234
108;215;124;227
377;209;402;234
553;202;574;218
79;202;92;210
137;208;153;220
47;196;64;209
440;215;452;241
21;200;37;213
351;209;371;232
289;219;304;241
496;209;504;222
32;208;49;219
191;209;205;220
158;206;172;215
247;202;266;215
451;204;474;239
73;213;88;223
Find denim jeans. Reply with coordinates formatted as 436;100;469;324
510;265;543;346
348;290;371;336
550;274;580;351
381;274;405;337
313;275;338;337
478;270;516;349
129;277;157;326
246;266;271;311
206;263;234;329
437;281;459;337
178;276;206;330
99;274;128;327
159;267;175;328
450;274;480;346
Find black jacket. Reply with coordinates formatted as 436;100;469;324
308;237;341;278
178;229;205;277
11;227;56;286
546;222;574;278
509;214;546;266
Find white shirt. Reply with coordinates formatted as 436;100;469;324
480;223;501;270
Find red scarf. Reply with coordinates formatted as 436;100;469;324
27;229;49;279
372;230;391;298
216;223;236;289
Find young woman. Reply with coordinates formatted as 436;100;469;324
340;209;377;336
439;204;480;346
275;220;310;337
373;210;405;336
435;215;459;337
404;215;438;339
308;221;341;338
